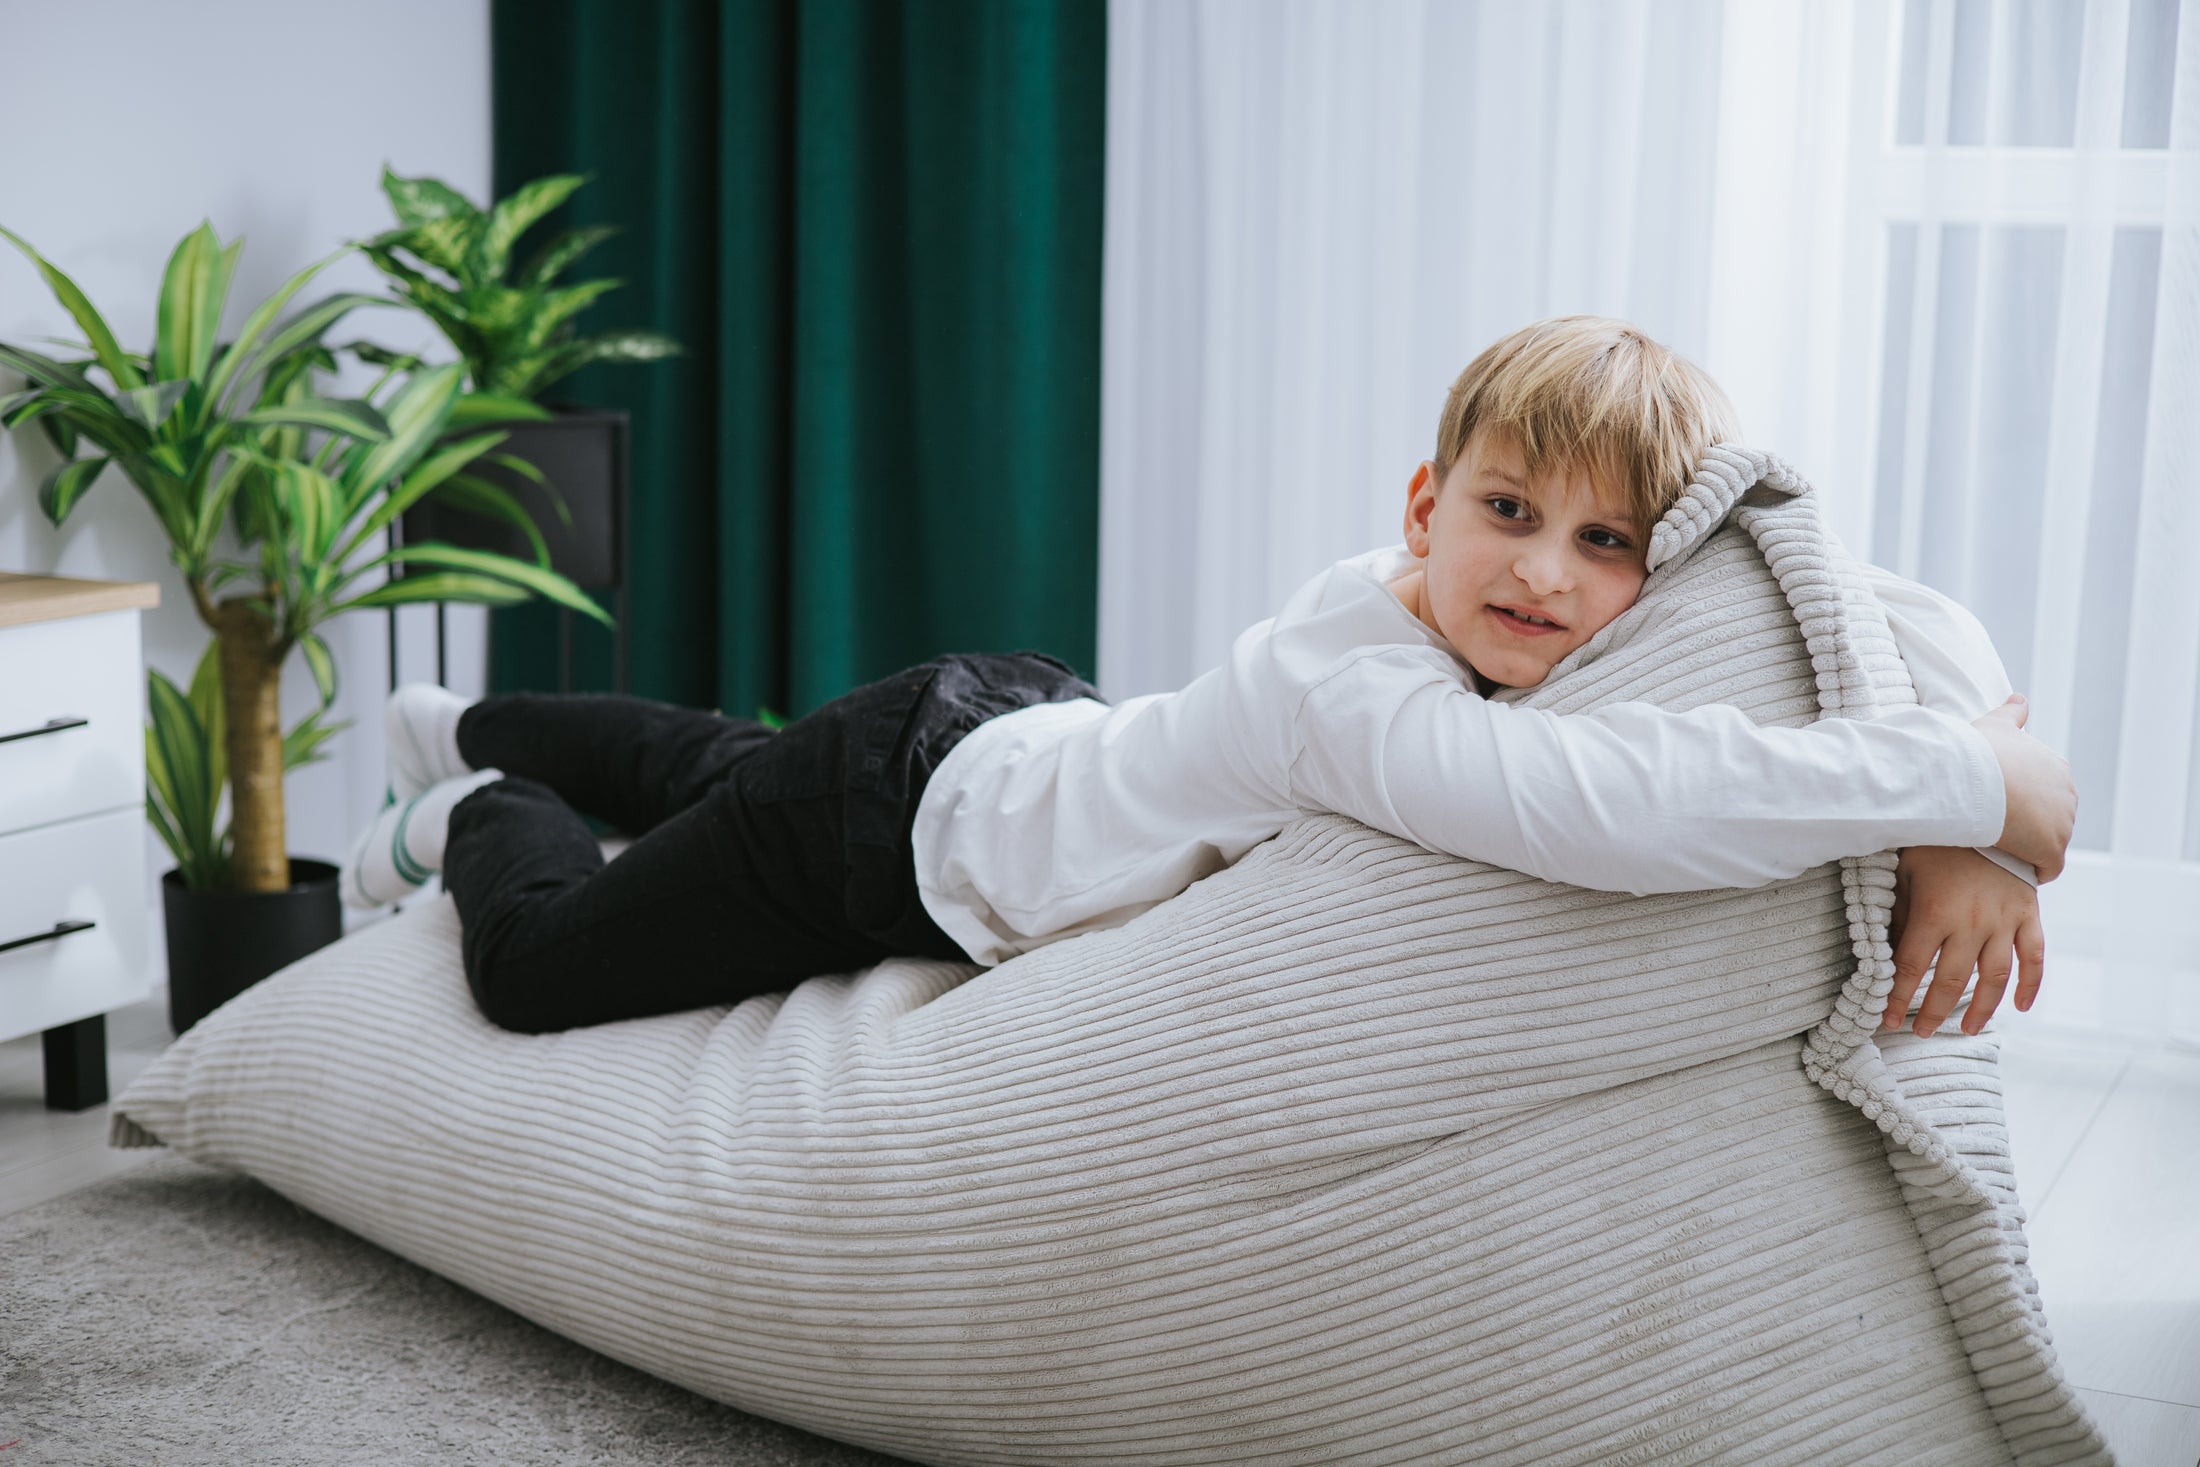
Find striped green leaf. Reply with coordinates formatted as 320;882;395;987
202;247;349;415
243;293;393;381
333;571;533;614
146;667;219;882
373;541;611;626
382;167;479;228
398;216;480;279
481;173;586;279
282;708;347;771
186;640;226;802
340;340;424;371
516;330;680;399
446;392;549;428
482;449;549;487
433;472;551;566
0;224;143;390
335;427;505;560
332;363;464;512
516;279;620;353
298;632;338;708
119;380;190;431
153;222;237;384
240;396;392;441
143;790;190;882
270;460;342;562
142;698;181;831
38;411;78;460
0;342;92;391
38;455;109;525
517;223;619;289
25;382;150;445
572;328;680;363
0;388;58;428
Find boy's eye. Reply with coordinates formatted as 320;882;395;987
1581;527;1630;551
1488;497;1526;520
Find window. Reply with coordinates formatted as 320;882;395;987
1869;0;2192;862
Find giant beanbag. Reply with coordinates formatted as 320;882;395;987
114;449;2110;1466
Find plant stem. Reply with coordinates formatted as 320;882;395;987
191;578;291;894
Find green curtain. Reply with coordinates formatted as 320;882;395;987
490;0;1106;718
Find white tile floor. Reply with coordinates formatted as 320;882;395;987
0;996;174;1221
3;1003;2197;1464
2003;1032;2200;1465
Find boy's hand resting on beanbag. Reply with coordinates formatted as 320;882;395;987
1971;694;2077;881
1883;844;2045;1038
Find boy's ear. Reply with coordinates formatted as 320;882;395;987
1404;461;1438;555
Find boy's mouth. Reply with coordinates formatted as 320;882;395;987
1487;603;1566;636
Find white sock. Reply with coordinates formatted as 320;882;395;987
386;684;474;801
340;769;502;910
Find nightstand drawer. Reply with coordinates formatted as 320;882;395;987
0;805;152;1041
0;610;144;837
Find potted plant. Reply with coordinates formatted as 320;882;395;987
0;221;607;1029
143;641;347;1031
356;169;680;681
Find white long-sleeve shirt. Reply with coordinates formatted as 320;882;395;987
912;545;2016;966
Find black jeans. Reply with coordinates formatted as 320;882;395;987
443;652;1101;1033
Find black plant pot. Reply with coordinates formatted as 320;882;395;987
162;859;343;1034
397;404;630;691
400;405;627;590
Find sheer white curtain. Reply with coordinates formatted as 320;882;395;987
1101;0;2200;1040
1099;0;1724;701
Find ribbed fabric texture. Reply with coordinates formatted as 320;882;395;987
112;447;2110;1466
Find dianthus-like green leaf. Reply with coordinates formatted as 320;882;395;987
517;223;619;289
481;173;586;280
381;167;480;228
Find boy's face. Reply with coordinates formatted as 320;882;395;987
1400;429;1650;688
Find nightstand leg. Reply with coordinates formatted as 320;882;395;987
41;1015;107;1111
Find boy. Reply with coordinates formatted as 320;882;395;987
344;317;2073;1046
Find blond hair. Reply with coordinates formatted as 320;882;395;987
1433;316;1741;536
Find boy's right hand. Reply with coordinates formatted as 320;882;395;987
1971;695;2076;881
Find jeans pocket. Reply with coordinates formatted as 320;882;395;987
841;664;942;848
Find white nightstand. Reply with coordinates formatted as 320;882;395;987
0;572;159;1110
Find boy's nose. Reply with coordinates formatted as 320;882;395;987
1512;541;1572;596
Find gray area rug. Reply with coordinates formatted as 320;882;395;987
0;1154;910;1466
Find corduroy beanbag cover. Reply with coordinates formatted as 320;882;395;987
113;449;2111;1466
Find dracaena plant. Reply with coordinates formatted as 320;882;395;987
145;641;341;892
360;168;680;400
0;221;609;894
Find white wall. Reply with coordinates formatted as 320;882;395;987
0;0;492;881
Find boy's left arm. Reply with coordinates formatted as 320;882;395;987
1863;566;2049;1036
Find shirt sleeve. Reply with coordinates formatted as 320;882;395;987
1286;646;2007;895
1862;564;2038;887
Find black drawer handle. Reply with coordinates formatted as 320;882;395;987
0;919;95;956
0;716;87;746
